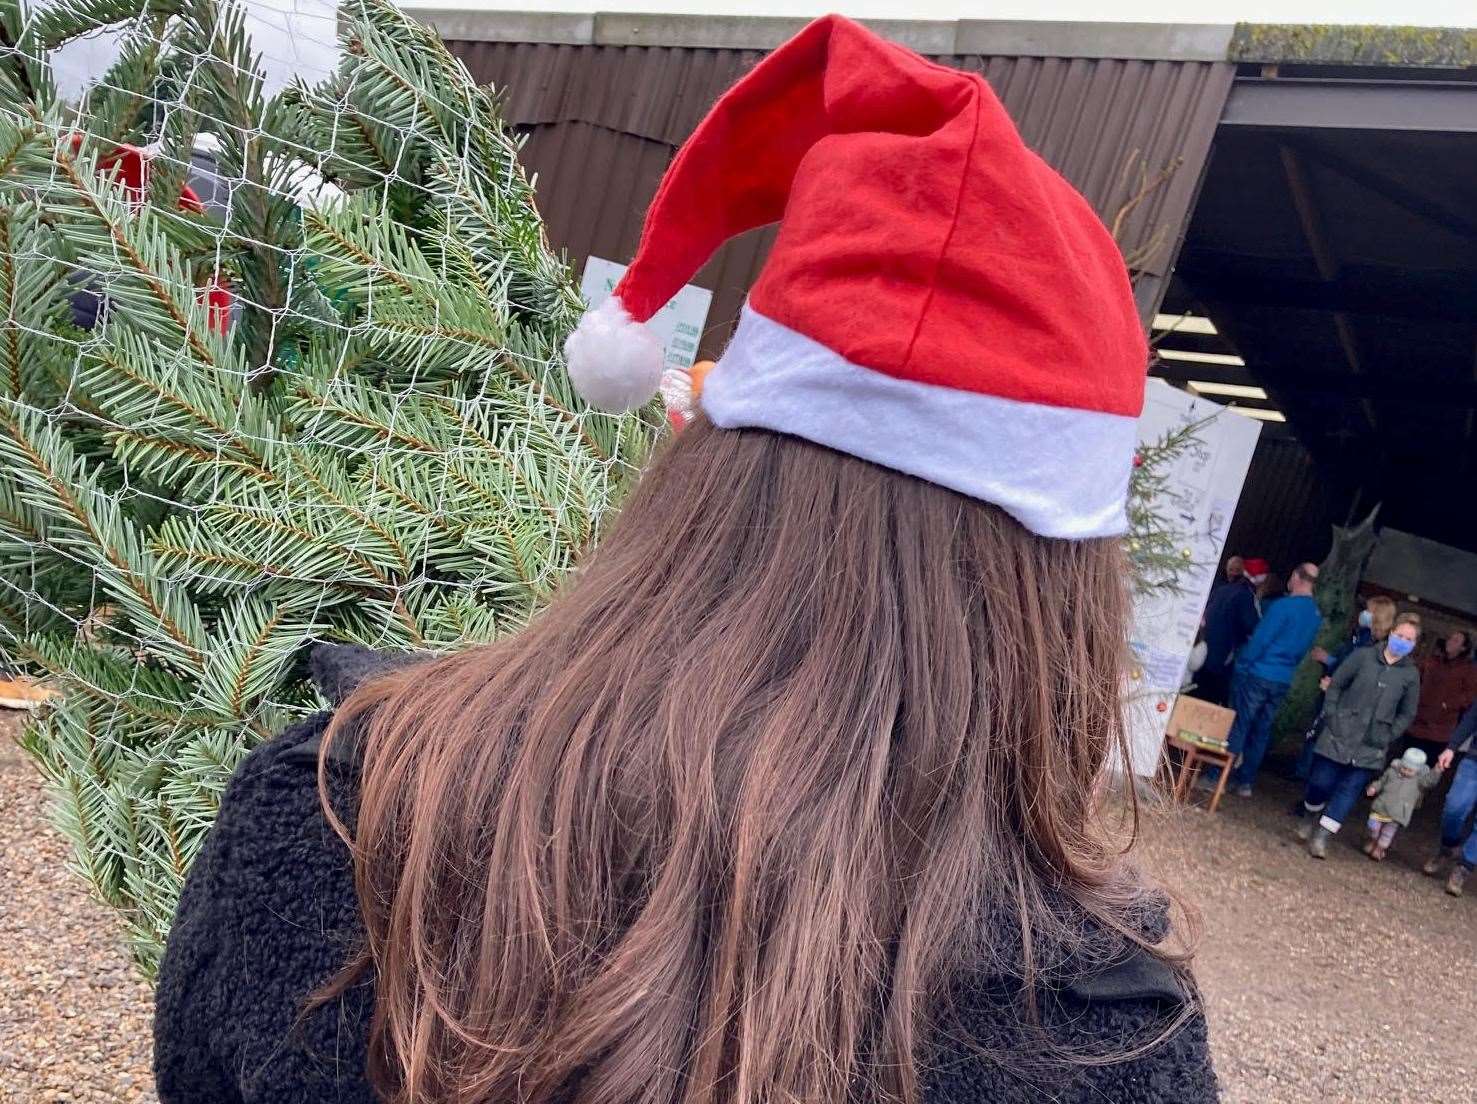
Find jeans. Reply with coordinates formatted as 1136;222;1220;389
1294;729;1320;781
1228;672;1291;789
1439;757;1477;868
1302;753;1375;832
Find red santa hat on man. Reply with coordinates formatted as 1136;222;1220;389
1241;558;1271;585
564;14;1148;539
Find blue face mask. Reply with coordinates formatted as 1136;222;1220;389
1387;635;1416;659
1358;609;1374;628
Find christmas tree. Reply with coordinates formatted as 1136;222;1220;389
0;0;652;970
1125;418;1208;599
2;1;1204;971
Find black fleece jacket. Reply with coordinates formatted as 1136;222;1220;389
154;645;1218;1104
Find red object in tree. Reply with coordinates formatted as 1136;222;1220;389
1156;700;1168;713
1133;453;1144;468
69;135;230;334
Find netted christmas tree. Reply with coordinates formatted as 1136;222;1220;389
1125;418;1209;599
0;0;652;970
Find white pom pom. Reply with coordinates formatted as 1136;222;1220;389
563;297;665;412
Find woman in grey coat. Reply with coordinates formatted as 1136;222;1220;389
1296;614;1422;858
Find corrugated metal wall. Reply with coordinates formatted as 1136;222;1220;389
447;39;1233;356
1221;436;1344;572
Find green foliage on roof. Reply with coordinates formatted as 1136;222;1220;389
1231;23;1477;68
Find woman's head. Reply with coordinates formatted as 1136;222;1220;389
1443;629;1471;659
1386;613;1421;659
325;420;1176;1104
1364;595;1397;640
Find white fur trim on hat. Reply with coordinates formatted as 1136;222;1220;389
703;304;1137;539
563;297;664;412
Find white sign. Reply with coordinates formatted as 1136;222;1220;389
1123;380;1262;775
580;257;713;374
50;0;342;103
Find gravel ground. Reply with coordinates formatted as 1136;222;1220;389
1137;768;1477;1104
2;712;1474;1103
0;714;156;1104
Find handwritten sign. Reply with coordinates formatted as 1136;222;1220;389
1123;380;1262;775
579;257;713;373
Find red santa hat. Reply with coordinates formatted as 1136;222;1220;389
563;14;1148;539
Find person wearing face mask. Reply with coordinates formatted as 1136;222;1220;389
1312;596;1396;678
1292;596;1398;783
1296;614;1422;859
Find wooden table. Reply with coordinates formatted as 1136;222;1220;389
1167;734;1236;813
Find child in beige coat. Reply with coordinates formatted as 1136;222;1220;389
1364;747;1444;861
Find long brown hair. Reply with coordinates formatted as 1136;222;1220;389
322;419;1185;1104
1365;595;1396;641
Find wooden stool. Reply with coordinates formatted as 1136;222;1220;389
1167;734;1235;813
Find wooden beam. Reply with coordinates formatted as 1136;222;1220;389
1178;260;1477;324
1151;361;1257;387
1154;360;1477;405
1149;329;1242;357
1278;144;1378;434
1279;145;1339;283
1222;78;1477;134
1298;140;1477;242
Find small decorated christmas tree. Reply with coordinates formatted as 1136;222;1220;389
1125;419;1208;600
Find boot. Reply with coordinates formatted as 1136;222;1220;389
1296;816;1317;842
1446;865;1470;897
1362;836;1378;857
1423;847;1454;877
1308;827;1331;859
1370;845;1388;862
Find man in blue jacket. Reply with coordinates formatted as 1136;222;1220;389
1226;562;1324;796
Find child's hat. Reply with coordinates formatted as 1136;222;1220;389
563;15;1147;540
1400;747;1428;771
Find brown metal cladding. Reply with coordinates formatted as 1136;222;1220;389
1222;436;1341;570
450;40;1233;356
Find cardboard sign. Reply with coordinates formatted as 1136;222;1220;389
1166;695;1236;750
579;257;713;373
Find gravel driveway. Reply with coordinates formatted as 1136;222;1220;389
3;714;1474;1103
1138;770;1476;1104
1;717;156;1104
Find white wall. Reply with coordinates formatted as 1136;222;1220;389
49;0;341;105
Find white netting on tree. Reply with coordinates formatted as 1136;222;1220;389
0;0;653;969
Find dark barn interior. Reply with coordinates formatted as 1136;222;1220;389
1156;68;1477;562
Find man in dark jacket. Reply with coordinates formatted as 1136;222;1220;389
1208;554;1245;597
1426;701;1477;896
1195;556;1267;706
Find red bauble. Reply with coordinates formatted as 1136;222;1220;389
1155;700;1168;713
1133;453;1144;468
